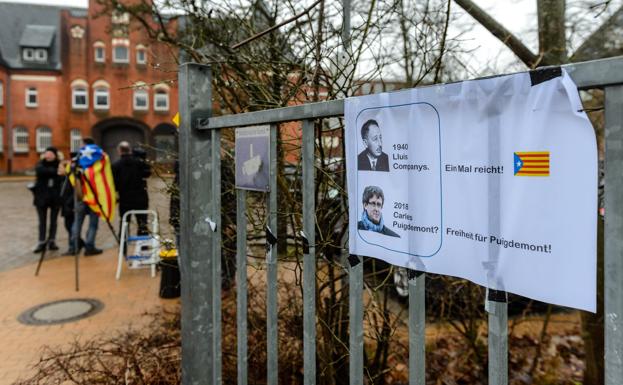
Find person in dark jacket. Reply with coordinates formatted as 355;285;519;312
112;141;151;237
33;146;64;252
57;153;84;253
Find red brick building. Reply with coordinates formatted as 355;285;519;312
0;1;178;173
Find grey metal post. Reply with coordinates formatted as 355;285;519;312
349;255;363;385
342;0;351;47
267;124;279;385
237;190;248;385
487;290;508;385
212;127;222;385
408;271;425;385
178;63;214;385
605;85;623;385
302;119;316;385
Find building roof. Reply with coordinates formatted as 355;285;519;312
19;25;55;48
0;2;79;71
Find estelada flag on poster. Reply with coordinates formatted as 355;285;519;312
69;144;117;221
345;68;597;312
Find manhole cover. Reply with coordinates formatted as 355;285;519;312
18;298;104;325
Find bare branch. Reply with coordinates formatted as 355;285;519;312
571;4;623;62
231;0;322;50
454;0;540;67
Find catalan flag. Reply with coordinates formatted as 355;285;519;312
514;151;550;177
69;144;116;221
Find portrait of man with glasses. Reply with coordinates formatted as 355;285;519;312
358;185;400;237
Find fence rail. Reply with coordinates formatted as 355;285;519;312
178;55;623;385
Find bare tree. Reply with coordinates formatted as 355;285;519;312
93;0;461;383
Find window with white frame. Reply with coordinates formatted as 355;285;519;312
111;10;130;24
0;81;3;106
13;127;29;153
22;48;34;61
70;128;82;152
0;126;3;153
94;88;110;110
154;90;169;111
35;49;48;62
133;89;148;111
72;87;88;109
94;42;105;63
136;48;146;65
113;45;128;62
25;87;38;107
112;39;129;63
36;127;52;153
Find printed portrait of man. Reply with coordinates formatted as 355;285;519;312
358;186;400;237
357;119;390;171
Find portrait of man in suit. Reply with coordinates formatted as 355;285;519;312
357;119;389;171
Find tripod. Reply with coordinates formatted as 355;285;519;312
34;164;120;291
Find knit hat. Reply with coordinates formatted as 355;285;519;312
45;146;58;156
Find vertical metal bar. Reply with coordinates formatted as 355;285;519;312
349;255;363;385
267;124;279;385
178;63;214;385
237;190;248;385
605;85;623;385
342;0;351;47
487;290;508;385
302;119;316;385
408;271;425;385
212;128;222;385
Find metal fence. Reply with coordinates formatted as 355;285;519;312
178;55;623;385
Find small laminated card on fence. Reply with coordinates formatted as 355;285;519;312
345;69;597;312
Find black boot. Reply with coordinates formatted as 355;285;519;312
48;240;59;251
33;242;46;253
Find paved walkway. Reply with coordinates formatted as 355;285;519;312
0;177;174;272
0;176;179;384
0;248;179;384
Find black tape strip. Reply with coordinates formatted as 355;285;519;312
265;226;277;246
407;269;424;280
488;289;507;303
301;235;310;254
529;67;562;86
348;254;361;267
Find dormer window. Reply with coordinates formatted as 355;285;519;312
19;25;55;64
23;48;34;61
22;48;48;63
35;49;47;62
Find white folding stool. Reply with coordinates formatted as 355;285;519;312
115;209;160;280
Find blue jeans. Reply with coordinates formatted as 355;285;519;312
70;202;99;251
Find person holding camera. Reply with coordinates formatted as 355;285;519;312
112;141;151;238
32;146;64;252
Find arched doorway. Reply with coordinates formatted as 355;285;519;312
91;118;149;163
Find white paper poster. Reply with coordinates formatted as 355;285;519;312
346;69;597;312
